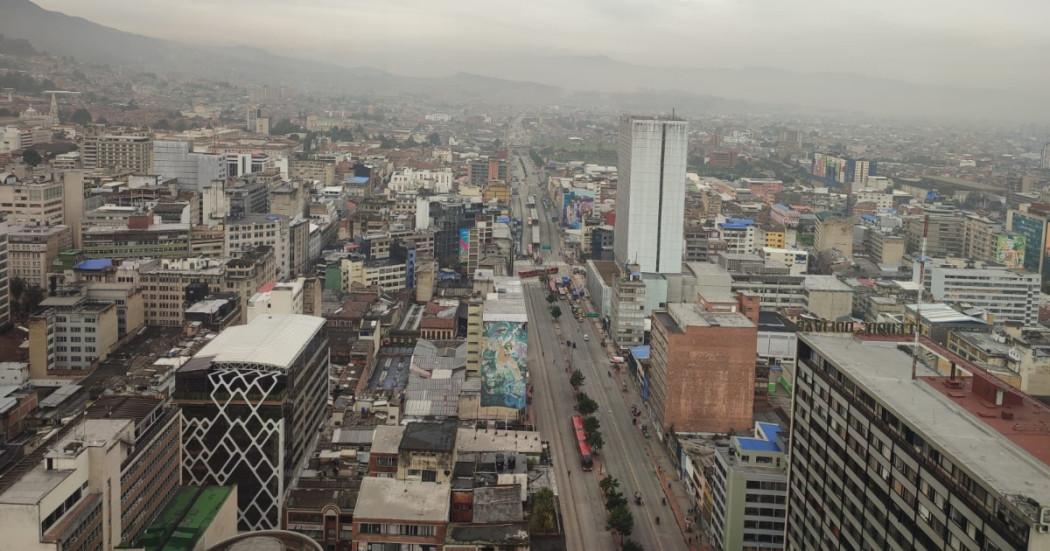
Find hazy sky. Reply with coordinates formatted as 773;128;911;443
36;0;1050;87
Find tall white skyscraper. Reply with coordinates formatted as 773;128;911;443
614;115;688;273
1041;142;1050;169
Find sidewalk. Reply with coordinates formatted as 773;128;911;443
615;358;708;551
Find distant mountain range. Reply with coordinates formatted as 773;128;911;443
0;0;1041;120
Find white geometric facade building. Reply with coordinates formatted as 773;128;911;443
175;315;329;530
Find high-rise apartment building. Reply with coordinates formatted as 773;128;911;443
1041;143;1050;170
176;314;329;530
649;302;756;434
614;115;688;274
787;333;1050;551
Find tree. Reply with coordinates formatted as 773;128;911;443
607;504;634;541
576;392;598;415
153;118;170;130
622;539;644;551
21;148;42;167
550;305;562;320
570;369;585;390
583;416;600;433
586;427;604;451
69;108;91;125
546;293;557;304
271;118;304;135
528;488;558;534
427;131;441;145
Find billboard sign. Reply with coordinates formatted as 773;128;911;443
480;321;528;410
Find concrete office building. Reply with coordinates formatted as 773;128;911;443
153;140;227;192
611;264;647;348
614;115;688;273
176;315;329;530
710;422;788;551
0;177;64;226
225;213;290;278
7;225;72;287
918;259;1040;326
0;397;180;551
82;219;191;259
720;218;759;255
92;134;153;173
905;208;964;258
787;333;1050;551
649;302;756;435
28;292;119;377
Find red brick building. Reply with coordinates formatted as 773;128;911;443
649;304;756;434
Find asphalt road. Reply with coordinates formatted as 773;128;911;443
525;280;614;551
527;282;689;551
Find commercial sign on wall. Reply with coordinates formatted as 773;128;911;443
796;319;916;335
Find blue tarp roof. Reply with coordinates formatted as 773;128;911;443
737;422;781;452
720;218;756;230
347;176;370;185
629;345;650;360
74;259;113;271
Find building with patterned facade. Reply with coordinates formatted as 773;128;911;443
175;315;329;530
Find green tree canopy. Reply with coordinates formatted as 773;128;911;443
607;504;634;539
70;108;92;125
21;148;42;167
528;488;558;534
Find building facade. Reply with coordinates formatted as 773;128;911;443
649;303;756;435
614;115;688;274
787;333;1050;551
176;315;329;530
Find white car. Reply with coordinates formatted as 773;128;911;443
583;334;590;341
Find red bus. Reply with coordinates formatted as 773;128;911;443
570;414;593;470
577;441;594;471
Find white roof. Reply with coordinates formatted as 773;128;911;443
195;315;325;369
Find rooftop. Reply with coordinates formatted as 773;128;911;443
803;274;852;292
400;420;458;452
455;428;543;456
800;333;1050;511
905;303;988;325
371;425;406;455
189;315;325;370
353;478;450;522
664;303;754;331
131;486;234;551
735;422;782;453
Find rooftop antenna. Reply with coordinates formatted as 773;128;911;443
911;214;929;381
